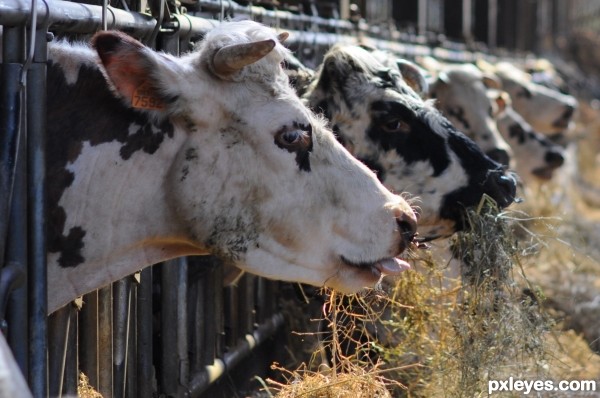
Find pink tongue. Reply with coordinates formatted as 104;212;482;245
374;258;411;275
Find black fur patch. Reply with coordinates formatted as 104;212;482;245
439;135;515;229
508;123;527;144
47;60;174;268
366;101;450;177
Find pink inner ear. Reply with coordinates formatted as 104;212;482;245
93;32;164;109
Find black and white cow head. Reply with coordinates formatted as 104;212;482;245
428;63;514;167
45;22;417;313
301;45;517;240
483;61;578;135
489;90;565;182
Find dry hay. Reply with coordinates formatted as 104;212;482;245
269;184;600;397
78;373;102;398
269;360;394;398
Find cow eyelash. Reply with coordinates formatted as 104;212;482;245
382;118;411;133
275;129;311;150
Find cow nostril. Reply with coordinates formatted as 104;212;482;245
563;105;575;119
545;150;565;168
397;217;417;244
486;149;510;167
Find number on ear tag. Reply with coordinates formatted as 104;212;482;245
132;81;165;110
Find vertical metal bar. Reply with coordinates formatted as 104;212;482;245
160;258;188;396
462;0;472;41
0;27;24;266
27;26;48;398
224;285;238;349
125;280;136;398
112;278;131;398
5;25;28;379
214;261;225;359
98;285;113;398
418;0;427;35
48;305;71;398
136;268;152;398
488;0;497;49
80;291;99;389
63;306;78;396
201;258;218;367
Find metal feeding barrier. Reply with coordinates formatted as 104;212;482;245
0;0;569;397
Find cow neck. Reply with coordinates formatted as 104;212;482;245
46;61;208;313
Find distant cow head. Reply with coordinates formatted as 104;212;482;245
45;22;417;313
301;45;517;240
486;62;578;135
428;64;514;167
489;90;565;182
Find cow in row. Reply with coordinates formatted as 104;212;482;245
296;45;517;240
478;61;578;136
489;90;565;182
45;21;418;313
426;62;566;183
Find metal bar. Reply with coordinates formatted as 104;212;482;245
27;25;48;398
98;285;113;398
194;0;355;31
5;35;28;373
159;258;188;396
136;268;153;398
48;305;71;398
0;0;156;37
80;291;99;389
125;280;136;398
187;312;285;397
0;26;24;267
112;278;131;398
63;306;78;397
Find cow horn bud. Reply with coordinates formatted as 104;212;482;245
212;39;276;77
277;32;289;43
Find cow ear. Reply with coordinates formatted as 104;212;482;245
396;59;428;95
494;91;510;113
487;89;510;116
482;73;502;89
93;31;176;113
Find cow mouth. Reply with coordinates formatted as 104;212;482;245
532;166;555;180
340;255;411;278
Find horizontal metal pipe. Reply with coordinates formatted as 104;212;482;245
0;0;156;38
187;312;285;397
194;0;355;31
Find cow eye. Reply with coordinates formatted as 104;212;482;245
275;129;311;150
382;119;410;133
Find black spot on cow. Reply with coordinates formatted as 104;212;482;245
447;106;471;130
508;123;527;144
517;86;532;99
366;101;450;177
47;60;174;267
185;147;199;161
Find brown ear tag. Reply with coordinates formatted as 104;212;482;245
132;81;165;110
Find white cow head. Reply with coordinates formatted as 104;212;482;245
485;62;578;135
489;90;565;182
428;63;514;167
300;46;517;240
45;22;417;313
